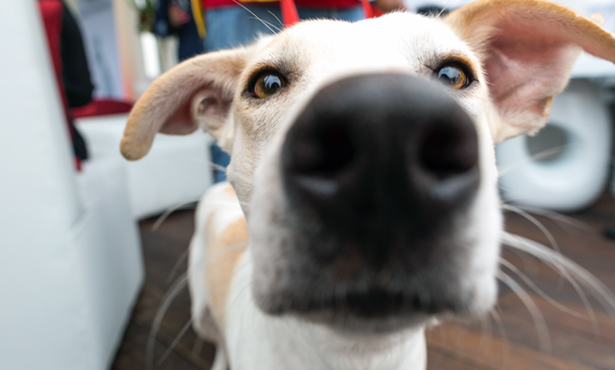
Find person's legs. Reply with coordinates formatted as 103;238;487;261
204;5;364;52
297;6;365;22
205;5;282;52
210;142;231;183
205;5;283;181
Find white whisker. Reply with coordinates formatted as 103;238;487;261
477;314;493;351
192;337;204;357
232;1;278;34
498;144;570;176
499;258;591;321
152;201;195;232
489;308;510;368
502;203;571;291
268;10;284;28
501;203;561;254
166;247;190;284
501;232;615;330
497;271;551;352
206;240;250;266
248;17;283;32
511;205;592;232
157;318;193;365
146;274;188;370
208;160;229;173
435;0;455;18
210;199;251;210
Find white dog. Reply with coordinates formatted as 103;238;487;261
121;1;615;369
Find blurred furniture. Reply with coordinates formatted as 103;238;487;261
0;2;143;369
497;79;612;212
76;114;214;219
496;2;615;212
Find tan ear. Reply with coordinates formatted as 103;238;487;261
120;47;252;161
445;0;615;144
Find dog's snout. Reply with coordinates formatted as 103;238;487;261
282;73;479;264
419;119;478;181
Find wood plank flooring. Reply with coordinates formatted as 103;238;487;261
111;195;615;370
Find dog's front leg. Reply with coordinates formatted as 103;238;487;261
188;182;248;369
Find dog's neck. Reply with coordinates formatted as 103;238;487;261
266;323;427;370
225;252;428;370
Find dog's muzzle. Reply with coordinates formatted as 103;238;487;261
273;73;481;320
283;73;478;259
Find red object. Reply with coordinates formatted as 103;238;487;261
361;0;374;18
72;99;134;118
371;4;385;17
38;0;81;171
281;0;300;26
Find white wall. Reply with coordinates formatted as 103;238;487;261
0;2;144;369
0;1;87;368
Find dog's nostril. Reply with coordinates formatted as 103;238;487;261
419;121;478;180
286;123;355;176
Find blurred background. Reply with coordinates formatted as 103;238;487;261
2;0;615;369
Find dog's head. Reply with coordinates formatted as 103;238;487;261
121;0;615;334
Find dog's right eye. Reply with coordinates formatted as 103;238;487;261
248;71;288;99
435;64;470;90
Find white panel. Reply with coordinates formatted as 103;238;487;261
0;1;87;368
0;3;143;369
497;80;612;211
0;1;84;245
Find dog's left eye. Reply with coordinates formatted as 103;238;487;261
249;71;288;99
435;64;469;90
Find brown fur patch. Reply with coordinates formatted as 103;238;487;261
205;215;249;328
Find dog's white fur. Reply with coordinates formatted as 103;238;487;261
121;1;615;369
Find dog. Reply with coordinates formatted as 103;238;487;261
120;0;615;369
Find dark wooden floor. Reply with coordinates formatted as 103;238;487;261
111;195;615;370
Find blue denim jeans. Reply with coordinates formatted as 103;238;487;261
205;5;365;51
205;4;365;182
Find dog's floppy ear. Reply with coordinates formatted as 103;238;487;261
120;47;252;160
445;0;615;144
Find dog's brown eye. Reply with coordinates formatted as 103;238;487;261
436;64;468;89
252;72;287;98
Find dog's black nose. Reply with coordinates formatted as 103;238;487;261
282;73;479;265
